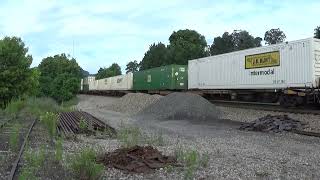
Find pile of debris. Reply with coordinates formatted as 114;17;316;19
97;145;177;173
239;114;306;132
136;92;221;121
58;111;116;135
108;93;163;115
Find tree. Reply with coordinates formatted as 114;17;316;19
264;28;286;45
210;32;234;55
210;30;262;55
38;54;82;103
125;60;140;73
95;63;122;80
139;42;169;70
168;29;208;65
315;26;320;39
0;36;34;108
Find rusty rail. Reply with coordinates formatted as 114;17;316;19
8;119;37;180
57;111;116;135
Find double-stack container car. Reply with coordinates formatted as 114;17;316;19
189;38;320;106
82;38;320;107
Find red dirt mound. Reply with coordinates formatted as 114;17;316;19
97;146;177;173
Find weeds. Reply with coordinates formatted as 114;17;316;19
5;99;25;118
55;137;63;162
69;148;104;180
174;148;210;179
40;112;58;139
79;117;88;133
117;126;142;148
9;124;21;151
19;147;46;180
117;125;165;148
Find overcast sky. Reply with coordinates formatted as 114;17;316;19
0;0;319;74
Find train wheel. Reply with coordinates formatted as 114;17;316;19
279;95;303;107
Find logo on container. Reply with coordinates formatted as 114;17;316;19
250;68;275;76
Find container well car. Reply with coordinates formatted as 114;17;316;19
188;38;320;106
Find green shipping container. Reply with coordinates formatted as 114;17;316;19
133;64;188;90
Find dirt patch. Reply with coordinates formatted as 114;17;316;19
239;114;306;132
97;146;177;173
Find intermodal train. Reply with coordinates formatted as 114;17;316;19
81;38;320;107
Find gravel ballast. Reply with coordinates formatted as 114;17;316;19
108;93;162;115
136;92;221;121
72;95;320;179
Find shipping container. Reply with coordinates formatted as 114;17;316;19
133;64;188;90
88;73;133;91
189;38;320;90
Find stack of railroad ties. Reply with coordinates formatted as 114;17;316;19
57;111;116;136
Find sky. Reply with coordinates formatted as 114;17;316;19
0;0;319;74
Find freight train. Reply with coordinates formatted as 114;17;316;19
81;38;320;107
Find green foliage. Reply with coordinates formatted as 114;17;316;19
24;97;62;117
117;126;142;148
95;63;122;80
55;137;63;162
38;53;82;103
139;42;170;70
5;99;25;117
117;125;165;147
79;118;88;132
168;29;208;65
0;36;35;108
40;112;58;139
70;148;104;180
315;26;320;39
175;148;210;179
125;60;140;73
264;28;286;45
9;124;21;151
210;30;262;55
19;147;46;180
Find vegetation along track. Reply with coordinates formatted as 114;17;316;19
211;100;320;115
0;117;36;179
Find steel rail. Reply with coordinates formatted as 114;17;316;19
8;119;37;180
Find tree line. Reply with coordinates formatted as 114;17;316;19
0;37;84;108
124;27;320;73
1;26;320;107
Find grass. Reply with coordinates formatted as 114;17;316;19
4;99;25;118
174;148;210;180
40;112;58;139
19;146;46;180
117;125;165;148
55;137;63;162
69;148;104;180
9;123;21;151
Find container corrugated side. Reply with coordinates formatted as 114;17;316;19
133;64;187;90
93;73;133;91
188;38;315;90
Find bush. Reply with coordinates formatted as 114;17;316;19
117;126;142;148
70;148;104;180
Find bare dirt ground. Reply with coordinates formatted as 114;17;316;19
75;94;320;179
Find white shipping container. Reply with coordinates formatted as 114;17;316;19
188;38;320;90
89;73;133;91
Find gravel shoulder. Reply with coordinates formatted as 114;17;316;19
74;94;320;179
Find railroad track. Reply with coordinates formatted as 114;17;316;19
0;117;36;179
210;100;320;115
